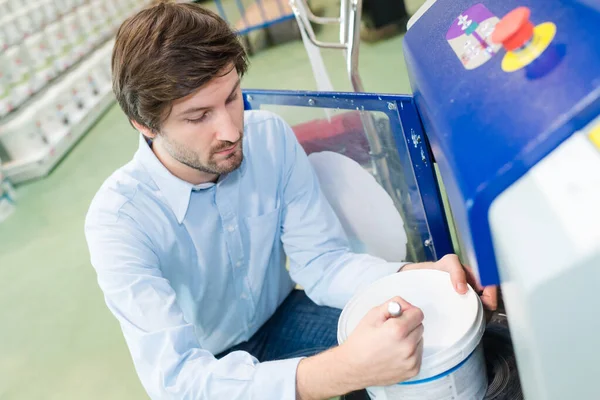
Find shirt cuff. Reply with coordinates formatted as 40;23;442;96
251;357;304;400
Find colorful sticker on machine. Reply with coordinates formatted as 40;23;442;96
446;4;502;70
589;124;600;151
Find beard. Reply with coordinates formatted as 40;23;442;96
162;133;244;175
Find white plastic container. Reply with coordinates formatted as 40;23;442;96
338;270;488;400
89;63;112;94
0;0;11;18
45;21;74;72
0;25;9;52
25;33;57;92
0;106;50;162
76;5;102;48
53;0;76;14
2;45;35;107
0;67;12;117
104;0;122;30
0;83;12;118
62;14;87;61
26;4;46;32
42;0;59;26
14;9;35;38
36;104;69;146
52;75;88;128
1;16;22;48
7;0;23;12
89;0;113;39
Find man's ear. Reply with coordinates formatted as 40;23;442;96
131;120;157;139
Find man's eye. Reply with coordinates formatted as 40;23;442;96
187;113;208;124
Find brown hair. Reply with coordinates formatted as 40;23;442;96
112;1;248;132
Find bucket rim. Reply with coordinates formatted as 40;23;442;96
337;269;485;381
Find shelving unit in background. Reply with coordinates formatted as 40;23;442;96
0;0;151;185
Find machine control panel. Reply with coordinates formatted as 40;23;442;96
492;7;557;73
404;0;600;285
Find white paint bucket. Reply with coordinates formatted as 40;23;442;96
338;270;487;400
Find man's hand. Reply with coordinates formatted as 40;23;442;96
401;254;498;311
341;295;424;387
296;296;424;399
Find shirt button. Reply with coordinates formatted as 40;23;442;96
241;293;248;300
236;261;242;268
227;225;236;232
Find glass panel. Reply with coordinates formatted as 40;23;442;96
259;103;428;263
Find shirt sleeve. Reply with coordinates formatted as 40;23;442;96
276;117;406;310
85;209;302;400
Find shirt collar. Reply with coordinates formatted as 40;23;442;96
134;135;245;223
135;135;204;224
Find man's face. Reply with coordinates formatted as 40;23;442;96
156;66;244;176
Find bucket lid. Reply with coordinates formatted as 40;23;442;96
338;269;484;381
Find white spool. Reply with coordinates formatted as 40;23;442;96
308;151;408;262
338;270;487;400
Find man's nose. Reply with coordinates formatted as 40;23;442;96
216;112;241;143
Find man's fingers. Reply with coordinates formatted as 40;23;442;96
461;266;498;310
437;254;468;294
365;296;414;325
448;263;468;294
384;306;424;335
380;296;414;320
481;286;498;311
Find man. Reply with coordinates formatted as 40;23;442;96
85;2;497;399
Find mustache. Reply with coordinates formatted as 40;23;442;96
212;137;243;153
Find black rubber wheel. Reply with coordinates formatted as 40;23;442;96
483;313;524;400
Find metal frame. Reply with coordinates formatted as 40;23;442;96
243;89;455;262
290;0;420;263
289;0;364;90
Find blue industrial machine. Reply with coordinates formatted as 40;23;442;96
244;0;600;398
404;2;600;398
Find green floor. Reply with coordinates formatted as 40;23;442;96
0;4;421;398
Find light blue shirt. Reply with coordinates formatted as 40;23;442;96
85;110;403;399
